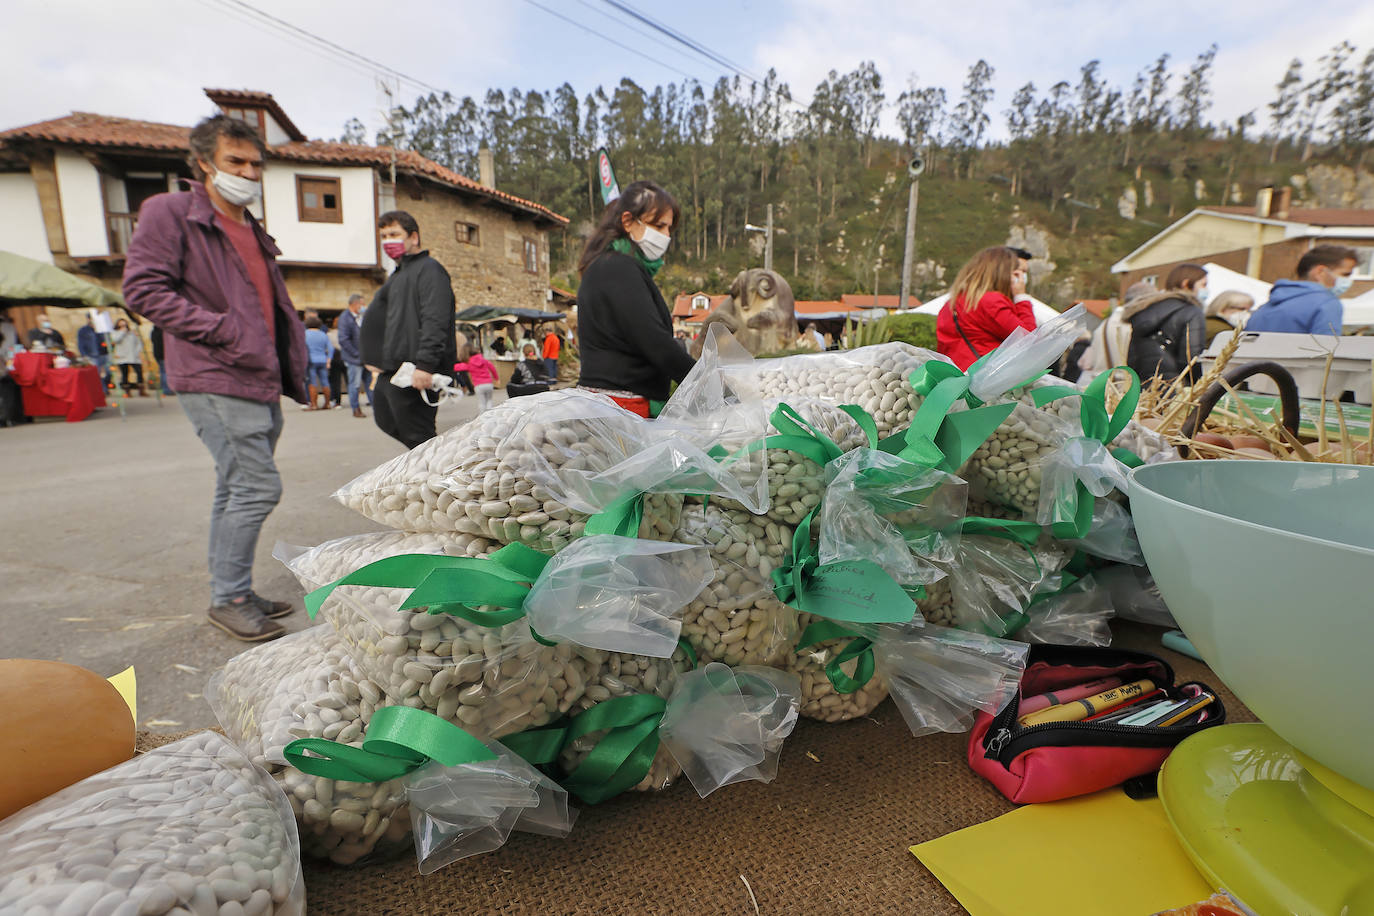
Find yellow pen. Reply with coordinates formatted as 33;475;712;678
1017;679;1155;727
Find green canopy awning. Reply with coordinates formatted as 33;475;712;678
0;250;125;310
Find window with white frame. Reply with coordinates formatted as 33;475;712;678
692;294;708;310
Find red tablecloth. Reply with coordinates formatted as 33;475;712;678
11;351;106;422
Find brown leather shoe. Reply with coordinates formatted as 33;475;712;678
353;407;366;418
248;592;294;619
208;598;286;641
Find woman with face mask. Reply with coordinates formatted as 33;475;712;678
110;318;147;396
574;180;695;417
1120;263;1208;384
1203;291;1254;347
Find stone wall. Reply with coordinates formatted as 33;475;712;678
278;266;380;315
397;181;554;312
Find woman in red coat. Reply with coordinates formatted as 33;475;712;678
936;246;1036;370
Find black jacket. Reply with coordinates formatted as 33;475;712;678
576;251;695;400
1125;294;1205;383
512;357;552;386
361;250;456;374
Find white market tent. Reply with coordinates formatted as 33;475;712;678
1201;262;1271;305
899;293;1061;326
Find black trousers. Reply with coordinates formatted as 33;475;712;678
372;372;437;449
119;363;144;389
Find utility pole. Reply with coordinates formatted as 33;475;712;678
745;203;776;272
765;203;774;272
899;154;925;310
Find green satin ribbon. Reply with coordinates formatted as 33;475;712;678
283;705;495;783
877;358;1017;474
1029;368;1145;540
583;492;645;538
795;619;876;694
503;694;668;805
770;509;919;624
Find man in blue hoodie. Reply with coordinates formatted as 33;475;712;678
1247;244;1359;336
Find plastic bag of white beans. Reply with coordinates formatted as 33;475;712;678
1015;574;1115;647
669;504;799;667
208;627;413;866
0;731;305;916
784;612;891;723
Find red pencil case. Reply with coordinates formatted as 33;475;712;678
967;644;1226;804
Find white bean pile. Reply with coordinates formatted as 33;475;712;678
706;344;942;438
961;401;1072;516
558;652;689;793
915;578;956;627
334;392;680;551
0;732;304;916
208;627;411;866
784;613;890;723
1023;376;1174;464
284;532;608;743
705;399;870;525
671;505;798;667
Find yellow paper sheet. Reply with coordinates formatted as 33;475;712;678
911;789;1214;916
107;666;137;724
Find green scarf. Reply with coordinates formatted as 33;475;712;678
610;236;664;277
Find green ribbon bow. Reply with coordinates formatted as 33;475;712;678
770;509;919;625
583;492;645;538
284;705;496;783
503;694;668;805
305;541;557;644
877;358;1018;474
795;618;877;694
1029;368;1145;540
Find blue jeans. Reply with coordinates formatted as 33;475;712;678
543;357;558;380
178;393;284;606
346;363;369;410
307;363;330;388
156;358;172;394
94;354;111;387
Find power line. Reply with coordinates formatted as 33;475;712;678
520;0;707;84
599;0;764;85
569;0;715;83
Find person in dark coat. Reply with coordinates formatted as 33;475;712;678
360;210;456;448
1121;264;1208;384
575;180;695;417
508;343;554;398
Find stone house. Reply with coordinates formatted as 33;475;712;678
1112;190;1374;309
0;88;566;360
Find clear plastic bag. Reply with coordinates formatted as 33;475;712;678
962;400;1080;517
1057;498;1145;566
277;534;606;743
524;534;714;658
874;622;1028;737
406;741;575;875
332;390;684;550
208;626;413;865
557;650;691;793
658;663;801;797
1095;564;1177;627
0;731;306;916
1036;436;1132;531
819;448;968;588
1024;371;1176;464
670;504;799;666
1016;574;1115;647
785;612;891;723
966;304;1089;404
946;533;1070;637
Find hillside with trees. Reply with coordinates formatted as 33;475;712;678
341;43;1374;304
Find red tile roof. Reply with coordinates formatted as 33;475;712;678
672;292;728;319
840;293;910;309
1200;205;1374;228
203;89;306;142
0;113;566;226
1074;299;1111;318
795;300;852;315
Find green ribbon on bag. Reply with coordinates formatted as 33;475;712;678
795;618;876;694
1028;368;1145;540
770;509;920;624
283;705;496;783
503;694;668;805
583;492;646;538
876;358;1017;474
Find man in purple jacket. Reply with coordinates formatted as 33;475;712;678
123;114;308;642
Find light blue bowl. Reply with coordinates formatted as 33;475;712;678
1130;460;1374;793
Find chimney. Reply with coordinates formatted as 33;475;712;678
478;148;495;189
1255;187;1273;219
1271;187;1292;220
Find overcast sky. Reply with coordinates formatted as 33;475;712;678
5;0;1370;149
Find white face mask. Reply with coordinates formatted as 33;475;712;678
210;167;262;207
1330;272;1354;296
636;224;671;261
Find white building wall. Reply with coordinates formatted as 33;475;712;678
54;151;109;258
262;164;376;265
263;114;292;147
0;172;54;263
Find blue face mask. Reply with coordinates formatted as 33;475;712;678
1330;273;1354;296
1195;285;1210;305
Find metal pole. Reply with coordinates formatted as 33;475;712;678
764;203;774;273
899;178;919;310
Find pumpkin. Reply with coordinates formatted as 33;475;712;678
0;659;136;820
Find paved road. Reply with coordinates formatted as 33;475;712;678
0;388;493;732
